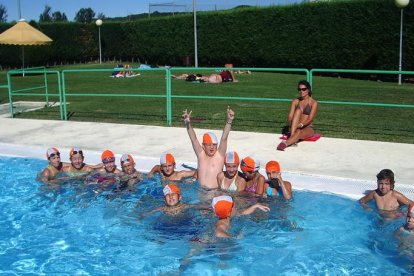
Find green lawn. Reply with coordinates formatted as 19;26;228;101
1;63;414;143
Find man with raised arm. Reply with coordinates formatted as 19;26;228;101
182;106;235;189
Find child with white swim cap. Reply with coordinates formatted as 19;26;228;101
217;151;244;192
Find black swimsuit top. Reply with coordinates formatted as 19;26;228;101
303;103;312;115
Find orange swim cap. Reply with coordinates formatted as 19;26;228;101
69;147;83;157
120;154;135;165
160;153;175;165
225;151;240;165
212;195;234;219
240;156;260;172
202;132;218;144
46;147;60;159
163;183;181;196
265;161;281;173
101;150;115;161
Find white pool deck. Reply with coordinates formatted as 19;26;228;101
0;117;413;200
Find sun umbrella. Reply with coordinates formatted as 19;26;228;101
0;19;52;72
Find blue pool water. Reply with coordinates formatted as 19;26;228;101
0;156;412;275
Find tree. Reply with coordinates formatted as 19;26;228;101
52;11;68;22
0;4;7;23
74;8;95;23
39;5;52;22
96;13;106;20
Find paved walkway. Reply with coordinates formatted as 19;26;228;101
0;117;413;186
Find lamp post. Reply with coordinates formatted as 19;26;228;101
395;0;410;85
96;19;103;64
193;0;198;67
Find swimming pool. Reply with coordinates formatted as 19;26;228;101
0;156;413;274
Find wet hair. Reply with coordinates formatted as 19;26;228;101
376;169;395;188
298;80;312;97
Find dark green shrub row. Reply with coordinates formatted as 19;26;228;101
0;0;412;70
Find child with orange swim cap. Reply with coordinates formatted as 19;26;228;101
240;156;265;195
148;153;197;182
212;195;270;238
182;106;235;189
263;160;293;200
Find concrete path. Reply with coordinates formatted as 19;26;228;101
0;117;413;186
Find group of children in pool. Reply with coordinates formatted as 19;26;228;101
39;105;414;238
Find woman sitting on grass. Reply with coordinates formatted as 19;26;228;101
277;80;318;151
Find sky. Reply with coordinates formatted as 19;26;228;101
1;0;301;22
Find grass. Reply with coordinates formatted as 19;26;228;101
1;63;414;143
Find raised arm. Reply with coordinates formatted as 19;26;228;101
183;109;204;156
218;106;235;156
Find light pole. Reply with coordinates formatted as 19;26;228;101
395;0;410;85
193;0;198;67
96;19;103;64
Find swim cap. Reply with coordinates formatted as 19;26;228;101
163;183;181;196
120;154;134;166
203;132;218;144
225;151;240;165
408;204;414;218
46;147;60;159
265;161;280;173
212;195;234;219
240;156;260;172
101;150;115;162
160;153;175;165
69;147;83;157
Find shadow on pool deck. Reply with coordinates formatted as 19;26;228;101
0;117;413;186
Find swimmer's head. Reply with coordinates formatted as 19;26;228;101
224;151;239;177
265;160;281;180
241;156;260;178
70;147;84;158
46;147;60;160
160;153;175;165
160;153;176;176
101;150;116;172
225;151;240;165
202;132;218;157
406;204;414;229
163;183;181;206
212;195;234;219
69;147;84;169
120;154;135;174
376;169;395;190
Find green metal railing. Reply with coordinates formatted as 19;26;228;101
61;68;172;123
4;66;414;124
310;69;414;108
7;67;64;119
